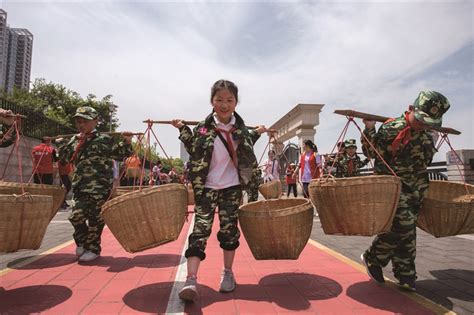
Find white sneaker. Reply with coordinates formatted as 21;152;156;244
179;276;197;302
219;269;236;293
75;246;85;257
78;251;99;262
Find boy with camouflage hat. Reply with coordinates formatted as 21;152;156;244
56;106;133;262
360;91;450;291
0;108;16;148
333;139;369;178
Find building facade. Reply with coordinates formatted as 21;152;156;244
0;9;33;93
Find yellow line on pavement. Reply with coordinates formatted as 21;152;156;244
307;239;456;315
0;240;75;277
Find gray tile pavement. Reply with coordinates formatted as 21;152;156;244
310;218;474;315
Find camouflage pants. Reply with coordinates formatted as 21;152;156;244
246;185;259;202
185;185;242;260
365;190;421;279
69;192;110;255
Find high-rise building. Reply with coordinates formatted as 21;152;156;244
5;28;33;93
0;9;8;90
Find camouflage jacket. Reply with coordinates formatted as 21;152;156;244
179;112;261;201
334;153;369;178
362;114;436;195
0;123;16;148
57;131;133;195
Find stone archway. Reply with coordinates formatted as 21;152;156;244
269;103;324;154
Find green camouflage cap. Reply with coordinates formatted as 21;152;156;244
413;91;450;127
344;139;357;148
73;106;99;120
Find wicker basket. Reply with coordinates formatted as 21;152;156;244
418;181;474;237
0;182;65;220
187;184;195;205
0;194;53;253
110;186;138;199
258;180;282;199
101;184;188;253
308;175;401;236
239;198;313;260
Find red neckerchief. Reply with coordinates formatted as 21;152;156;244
390;111;412;157
348;158;354;175
70;133;95;162
215;127;238;167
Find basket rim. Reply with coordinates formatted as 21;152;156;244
309;175;400;187
0;193;53;202
239;198;312;218
103;183;187;211
0;181;65;191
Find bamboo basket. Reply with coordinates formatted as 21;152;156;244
258;180;282;199
418;181;474;237
239;198;313;260
308;175;401;236
0;194;53;252
126;168;140;178
0;182;65;220
110;186;138;199
101;184;188;253
187;184;195;205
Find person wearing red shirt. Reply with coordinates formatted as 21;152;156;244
32;139;58;185
58;161;74;208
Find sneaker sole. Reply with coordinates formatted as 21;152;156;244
360;253;385;284
179;287;197;302
219;284;236;293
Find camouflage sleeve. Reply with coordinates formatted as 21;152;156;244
56;137;76;164
0;123;16;148
358;157;370;168
248;129;261;145
109;137;133;161
178;125;194;155
361;127;377;158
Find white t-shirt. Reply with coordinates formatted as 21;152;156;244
263;158;280;181
204;115;240;189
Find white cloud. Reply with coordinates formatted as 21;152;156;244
2;1;472;162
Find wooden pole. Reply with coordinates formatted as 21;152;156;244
334;109;461;135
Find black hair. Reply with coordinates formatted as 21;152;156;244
303;139;318;152
211;80;238;103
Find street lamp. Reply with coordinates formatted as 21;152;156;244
108;103;118;132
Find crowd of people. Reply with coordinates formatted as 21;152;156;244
1;83;451;297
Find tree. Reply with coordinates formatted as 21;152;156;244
1;78;119;132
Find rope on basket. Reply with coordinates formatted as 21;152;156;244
439;133;471;195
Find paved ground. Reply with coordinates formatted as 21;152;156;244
1;202;473;314
311;218;474;315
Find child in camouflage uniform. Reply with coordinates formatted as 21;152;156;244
56;107;132;262
333;139;369;177
360;91;450;291
172;80;265;302
0;108;16;148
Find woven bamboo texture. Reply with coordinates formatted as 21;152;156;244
187;184;195;205
110;186;137;199
101;184;188;253
308;175;401;236
258;180;282;199
0;182;65;220
418;181;474;237
239;198;314;260
0;194;53;252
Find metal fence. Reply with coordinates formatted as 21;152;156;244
1;98;77;139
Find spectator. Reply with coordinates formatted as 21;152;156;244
32;138;58;185
285;162;297;197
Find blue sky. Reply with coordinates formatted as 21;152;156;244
2;1;473;161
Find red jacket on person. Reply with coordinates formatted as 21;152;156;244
32;143;56;174
299;152;321;180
